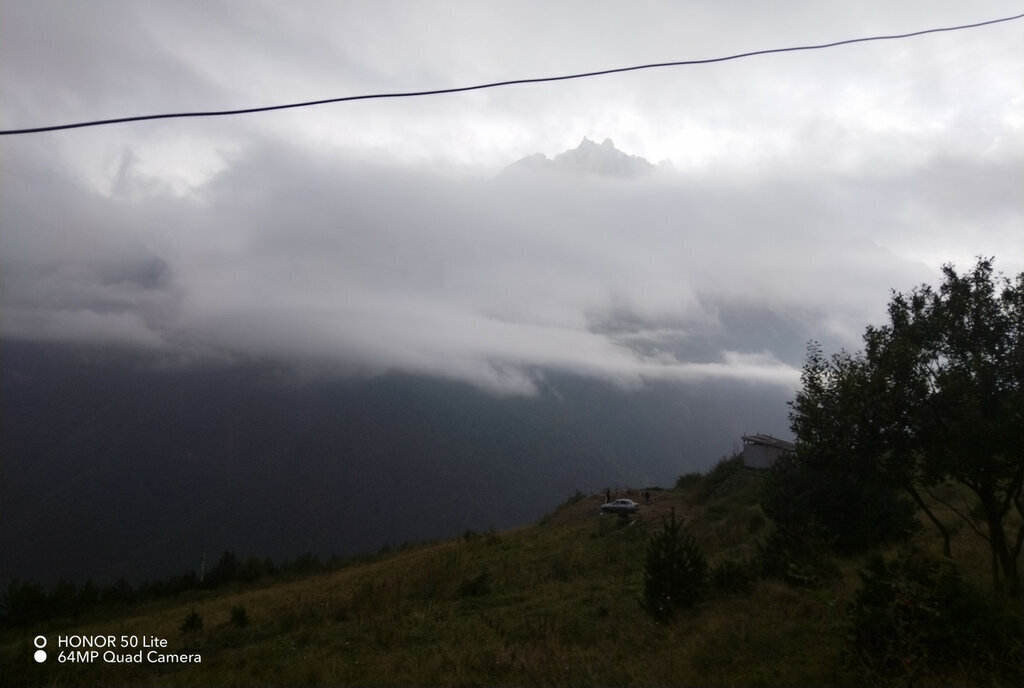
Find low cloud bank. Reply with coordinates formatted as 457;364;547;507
2;137;992;394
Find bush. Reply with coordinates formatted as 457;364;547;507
0;580;48;628
457;571;492;598
675;472;702;490
758;522;840;588
710;559;756;595
849;549;1021;684
230;605;249;628
179;608;203;635
696;455;745;503
643;508;707;622
565;489;587;505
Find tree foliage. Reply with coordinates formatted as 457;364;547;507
789;258;1024;596
762;450;916;560
849;549;1021;685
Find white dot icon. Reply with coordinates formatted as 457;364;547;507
34;649;47;663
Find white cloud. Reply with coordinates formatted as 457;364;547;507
2;1;1022;394
2;307;169;349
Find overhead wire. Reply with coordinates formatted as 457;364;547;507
1;12;1021;136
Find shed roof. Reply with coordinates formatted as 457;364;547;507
741;434;796;451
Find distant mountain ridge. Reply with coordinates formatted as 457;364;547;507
507;137;657;178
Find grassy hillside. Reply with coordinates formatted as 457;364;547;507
3;464;1018;687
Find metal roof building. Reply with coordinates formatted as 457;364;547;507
741;434;796;470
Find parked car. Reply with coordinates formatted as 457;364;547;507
600;498;639;514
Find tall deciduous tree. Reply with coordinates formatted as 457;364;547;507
783;344;918;554
790;258;1023;596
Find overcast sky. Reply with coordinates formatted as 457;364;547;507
1;1;1021;395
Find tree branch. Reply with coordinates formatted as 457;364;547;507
920;484;990;542
906;482;952;557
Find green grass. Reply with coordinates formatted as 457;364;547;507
4;473;1018;687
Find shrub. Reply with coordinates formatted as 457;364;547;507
230;605;249;628
565;490;587;505
696;455;745;503
643;508;707;622
0;580;48;628
848;549;1021;684
206;551;241;588
179;608;203;635
746;510;766;534
675;472;702;489
758;522;840;588
457;571;492;598
710;559;756;595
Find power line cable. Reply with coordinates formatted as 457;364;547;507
2;12;1021;136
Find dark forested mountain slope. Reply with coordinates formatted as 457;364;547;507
1;340;790;585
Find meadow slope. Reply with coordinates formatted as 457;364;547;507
3;468;1016;687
